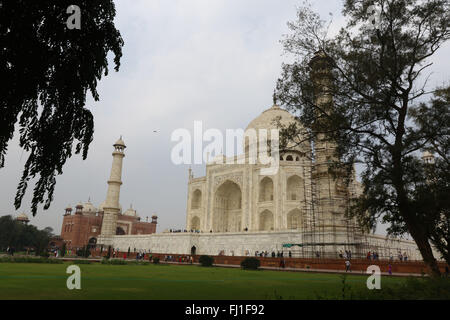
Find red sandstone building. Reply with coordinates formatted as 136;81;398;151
60;201;157;249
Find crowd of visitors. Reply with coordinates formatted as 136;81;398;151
366;251;379;260
252;250;291;258
338;250;352;259
5;246;15;256
164;255;193;264
169;229;201;233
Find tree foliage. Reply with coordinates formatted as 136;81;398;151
275;0;449;275
0;0;124;215
0;215;53;255
408;88;450;265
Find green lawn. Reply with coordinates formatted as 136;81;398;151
0;262;407;300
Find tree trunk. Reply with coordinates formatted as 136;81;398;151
392;136;441;276
406;221;441;277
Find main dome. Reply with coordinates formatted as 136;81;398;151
245;104;299;132
244;104;304;154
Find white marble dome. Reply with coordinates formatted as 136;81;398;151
83;200;97;213
114;137;126;147
123;205;138;217
244;104;303;153
16;212;29;221
245;104;298;131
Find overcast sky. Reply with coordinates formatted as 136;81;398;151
1;0;449;235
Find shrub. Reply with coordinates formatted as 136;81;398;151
76;246;91;258
240;257;261;270
199;255;214;267
40;251;50;258
101;258;127;265
0;256;63;264
153;257;160;264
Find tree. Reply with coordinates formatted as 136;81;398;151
0;1;124;216
0;215;52;254
408;87;450;265
275;0;449;276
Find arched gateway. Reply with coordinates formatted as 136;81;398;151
213;180;242;232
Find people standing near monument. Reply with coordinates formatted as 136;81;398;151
345;260;351;272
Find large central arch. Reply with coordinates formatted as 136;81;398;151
213;180;242;232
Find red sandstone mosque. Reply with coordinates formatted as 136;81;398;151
60;202;157;249
59;138;157;249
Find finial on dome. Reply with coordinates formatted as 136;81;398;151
114;136;126;150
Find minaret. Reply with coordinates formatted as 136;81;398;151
309;50;337;165
98;137;126;245
309;51;348;239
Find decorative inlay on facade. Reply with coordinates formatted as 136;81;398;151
213;172;243;191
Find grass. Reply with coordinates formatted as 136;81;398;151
0;262;410;300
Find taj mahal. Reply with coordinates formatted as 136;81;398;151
96;53;427;260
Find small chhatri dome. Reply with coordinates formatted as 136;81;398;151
151;214;158;219
123;204;137;217
422;150;435;164
75;202;83;209
114;136;126;148
83;200;97;213
17;212;29;222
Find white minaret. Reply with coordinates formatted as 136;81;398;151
98;137;126;245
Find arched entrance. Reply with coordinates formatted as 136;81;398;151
259;177;274;202
287;175;303;200
88;237;97;249
191;246;196;256
116;226;126;235
287;208;302;229
259;209;274;231
213;180;242;232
